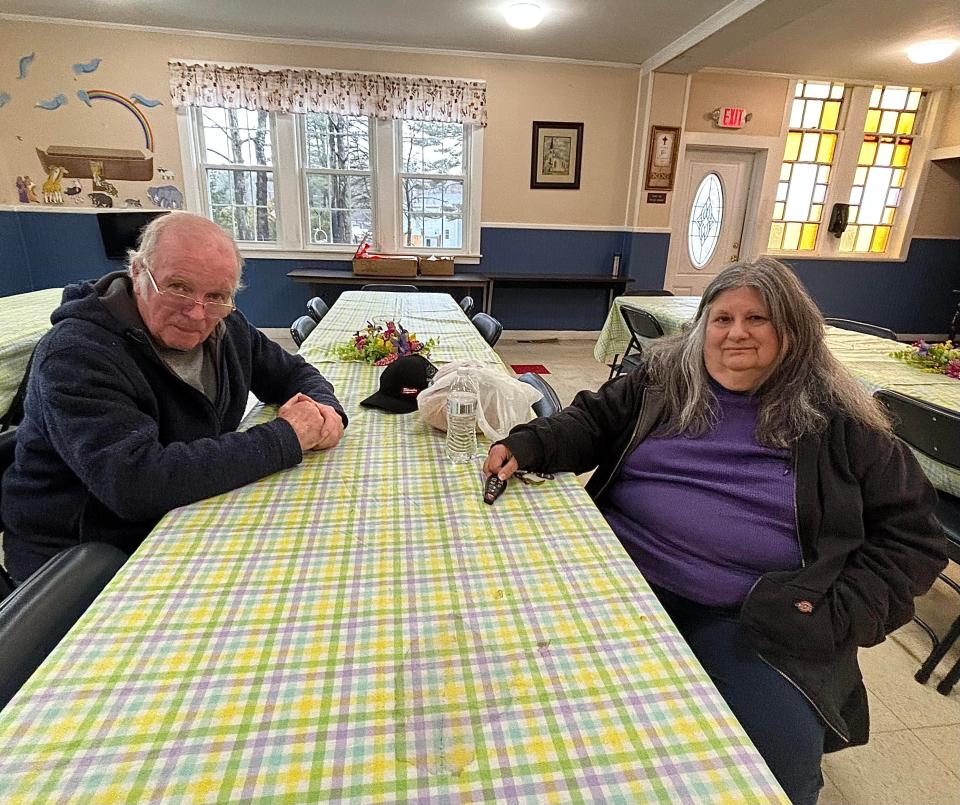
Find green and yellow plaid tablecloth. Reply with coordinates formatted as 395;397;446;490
593;296;701;363
0;293;785;804
594;296;960;496
0;288;62;417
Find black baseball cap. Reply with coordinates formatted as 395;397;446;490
359;355;437;414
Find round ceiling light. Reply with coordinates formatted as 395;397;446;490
906;39;958;64
504;2;545;30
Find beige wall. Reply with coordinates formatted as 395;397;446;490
912;159;960;239
0;19;641;227
685;72;790;137
935;88;960;148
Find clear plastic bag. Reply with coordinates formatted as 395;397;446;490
417;360;542;441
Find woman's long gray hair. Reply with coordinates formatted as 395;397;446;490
645;258;891;447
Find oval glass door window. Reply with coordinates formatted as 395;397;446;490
688;173;724;268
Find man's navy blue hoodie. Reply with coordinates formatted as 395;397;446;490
2;272;347;579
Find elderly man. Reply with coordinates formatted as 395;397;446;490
2;212;346;582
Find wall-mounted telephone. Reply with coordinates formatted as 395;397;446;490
827;203;850;238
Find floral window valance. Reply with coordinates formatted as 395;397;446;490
169;61;487;127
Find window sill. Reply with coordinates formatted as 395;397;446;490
764;250;908;263
238;247;481;264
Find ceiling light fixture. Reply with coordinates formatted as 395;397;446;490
906;39;958;64
504;2;545;30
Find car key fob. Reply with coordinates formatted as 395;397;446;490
483;474;507;505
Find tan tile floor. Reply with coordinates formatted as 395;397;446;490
492;337;960;805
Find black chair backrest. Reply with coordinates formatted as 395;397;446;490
360;284;419;293
459;296;475;317
621;306;666;341
471;312;503;347
0;542;128;710
824;318;897;340
625;289;674;297
290;315;317;347
0;428;16;597
874;389;960;470
306;296;329;323
517;373;562;418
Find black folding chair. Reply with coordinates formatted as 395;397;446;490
471;313;503;347
290;315;317;348
0;542;128;710
459;296;475;317
517;373;562;418
360;284;419;293
306;297;329;323
874;389;960;694
824;318;898;340
609;306;665;379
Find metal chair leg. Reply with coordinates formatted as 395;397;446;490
937;654;960;695
915;612;960;685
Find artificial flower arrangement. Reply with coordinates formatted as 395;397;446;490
334;320;437;365
890;340;960;379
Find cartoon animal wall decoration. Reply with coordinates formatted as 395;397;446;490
90;161;118;196
64;179;82;196
0;92;11;109
15;176;29;203
17;53;35;80
88;192;113;208
72;58;102;75
36;94;67;110
156;167;176;181
123;198;143;208
42;166;68;204
24;176;39;203
147;185;183;209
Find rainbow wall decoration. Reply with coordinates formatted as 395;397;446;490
86;90;154;152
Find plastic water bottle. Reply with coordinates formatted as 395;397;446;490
445;368;478;464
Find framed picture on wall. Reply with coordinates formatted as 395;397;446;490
644;125;681;190
530;121;583;189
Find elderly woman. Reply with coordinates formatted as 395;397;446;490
484;258;946;805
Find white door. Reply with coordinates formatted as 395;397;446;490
665;149;756;295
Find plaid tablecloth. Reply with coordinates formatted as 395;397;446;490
0;292;786;804
0;288;62;417
593;296;701;363
594;297;960;496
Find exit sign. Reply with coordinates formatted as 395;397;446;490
717;107;746;128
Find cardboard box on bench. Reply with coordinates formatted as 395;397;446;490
418;256;455;276
352;256;418;277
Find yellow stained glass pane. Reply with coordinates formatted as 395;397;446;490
799;132;819;162
811;203;823;222
863;108;881;133
800;223;819;250
780;163;792;181
821;101;841;130
858;139;878;165
830;83;844;100
854;166;868;185
768;222;785;250
892;143;911;167
816;133;836;163
855;225;874;252
839;226;857;252
896;112;916;135
891;168;905;187
870;86;882;107
875;141;894;166
879;110;898;133
783;222;802;250
848;205;859;223
870;226;890;253
784;131;802;161
773;201;785;220
882;207;895;225
907;90;921;110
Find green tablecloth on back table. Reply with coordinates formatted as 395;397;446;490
0;288;62;417
0;292;786;804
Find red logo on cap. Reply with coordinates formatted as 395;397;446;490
400;386;420;396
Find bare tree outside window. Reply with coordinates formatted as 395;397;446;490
400;121;465;250
200;108;276;242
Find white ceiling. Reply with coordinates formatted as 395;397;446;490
2;0;959;85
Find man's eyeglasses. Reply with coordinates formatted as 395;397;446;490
142;265;236;318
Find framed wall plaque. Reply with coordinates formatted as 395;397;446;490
644;125;680;191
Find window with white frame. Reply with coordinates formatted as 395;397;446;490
183;108;481;255
767;81;928;259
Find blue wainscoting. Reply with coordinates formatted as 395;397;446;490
2;209;957;334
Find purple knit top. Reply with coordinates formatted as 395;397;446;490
600;383;801;607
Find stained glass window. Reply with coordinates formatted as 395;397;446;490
688;173;723;267
769;81;845;252
840;85;925;253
